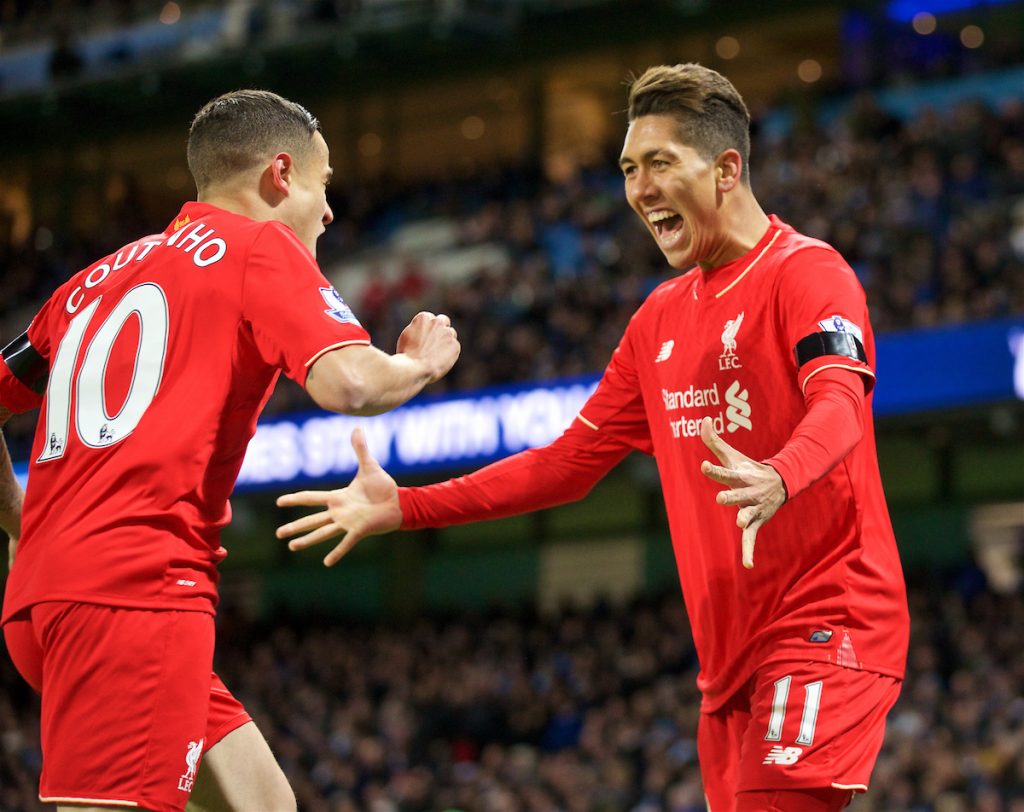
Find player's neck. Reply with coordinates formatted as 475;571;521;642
698;193;771;273
197;187;277;224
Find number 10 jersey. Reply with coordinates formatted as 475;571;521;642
1;202;371;622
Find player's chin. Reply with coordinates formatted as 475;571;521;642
661;244;694;271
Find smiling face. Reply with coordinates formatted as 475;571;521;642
620;114;737;271
279;131;334;257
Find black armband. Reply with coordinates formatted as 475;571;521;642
1;332;49;395
794;331;867;368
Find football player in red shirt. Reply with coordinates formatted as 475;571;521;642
277;64;910;812
0;90;460;812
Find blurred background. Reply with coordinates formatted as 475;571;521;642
1;0;1024;810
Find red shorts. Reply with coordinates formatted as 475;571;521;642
3;601;252;812
698;660;901;812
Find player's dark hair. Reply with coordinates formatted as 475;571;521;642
627;64;752;184
187;89;321;194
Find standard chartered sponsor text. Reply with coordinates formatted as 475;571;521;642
663;380;752;437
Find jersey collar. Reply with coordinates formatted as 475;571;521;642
696;215;787;300
164;202;234;236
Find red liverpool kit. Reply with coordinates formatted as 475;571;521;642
1;202;370;622
402;217;909;714
575;216;908;710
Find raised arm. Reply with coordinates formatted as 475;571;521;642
276;420;633;566
0;405;23;570
305;311;460;416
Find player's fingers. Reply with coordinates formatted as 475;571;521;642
276;490;334;508
699;417;739;465
701;460;740;485
742;523;759;569
276;510;332;539
351;427;377;471
324;528;364;567
434;313;451;327
716;486;760;507
286;522;345;551
736;505;760;528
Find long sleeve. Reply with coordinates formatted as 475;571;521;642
763;367;866;499
399;421;634;529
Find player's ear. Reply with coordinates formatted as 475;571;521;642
268;152;295;196
716;149;743;192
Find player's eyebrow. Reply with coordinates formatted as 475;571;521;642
619;149;664;168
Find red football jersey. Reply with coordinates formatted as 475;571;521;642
577;216;909;711
1;202;370;621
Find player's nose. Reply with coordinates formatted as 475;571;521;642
322;204;334;227
629;170;657;206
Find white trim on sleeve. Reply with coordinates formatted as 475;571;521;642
800;363;875;395
303;339;372;369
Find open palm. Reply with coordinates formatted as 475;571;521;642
276;428;402;566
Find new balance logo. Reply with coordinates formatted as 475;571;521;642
763;746;803;766
725;380;752;432
655;340;674;363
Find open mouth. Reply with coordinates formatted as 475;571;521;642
648;210;685;245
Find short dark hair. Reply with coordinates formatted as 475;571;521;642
627;64;752;183
187;89;321;194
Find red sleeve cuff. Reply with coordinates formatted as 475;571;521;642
398;487;424;531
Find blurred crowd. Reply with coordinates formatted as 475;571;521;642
3;85;1024;457
345;92;1024;398
1;572;1022;811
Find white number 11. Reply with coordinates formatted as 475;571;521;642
765;675;823;746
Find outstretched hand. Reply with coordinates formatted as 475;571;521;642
699;417;787;569
275;428;402;566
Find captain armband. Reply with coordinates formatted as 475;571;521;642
1;332;49;395
794;331;867;369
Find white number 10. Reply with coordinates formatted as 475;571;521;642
39;283;168;462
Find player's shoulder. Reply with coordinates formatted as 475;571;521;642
773;220;842;261
772;220;849;269
245;218;314;265
770;219;859;284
